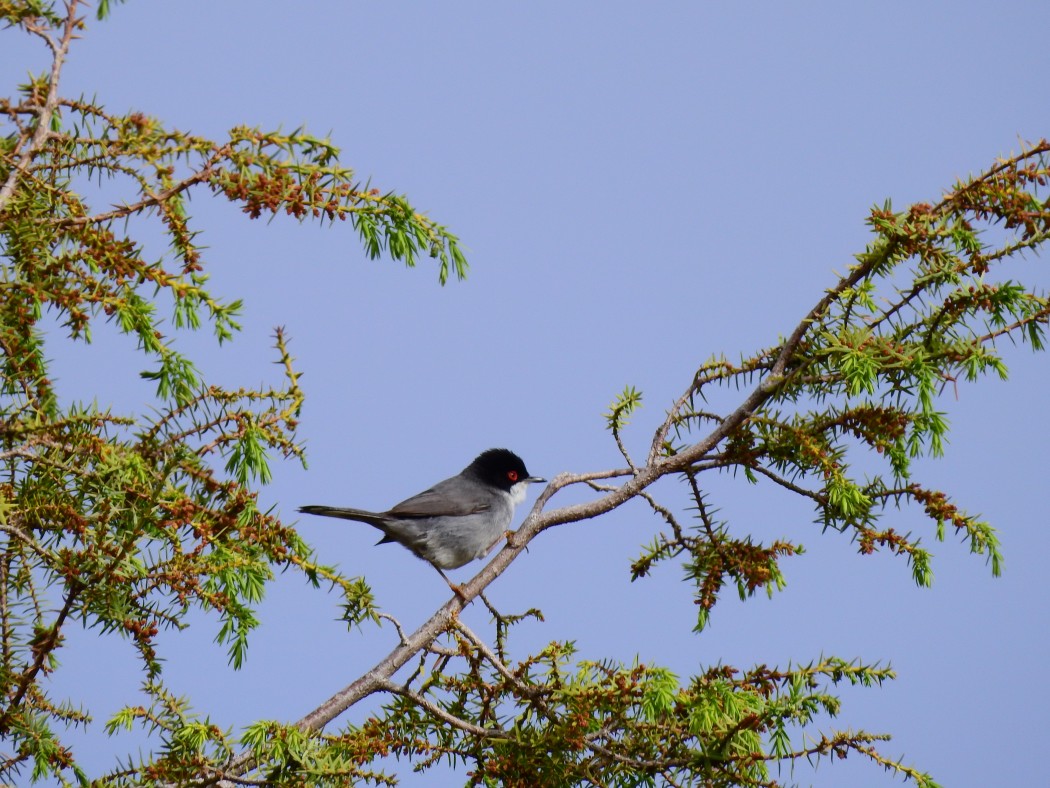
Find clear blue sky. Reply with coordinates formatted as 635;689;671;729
5;2;1048;785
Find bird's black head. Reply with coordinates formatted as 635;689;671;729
467;448;543;491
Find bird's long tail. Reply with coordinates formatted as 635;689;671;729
298;505;384;527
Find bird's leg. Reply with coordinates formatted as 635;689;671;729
434;565;469;602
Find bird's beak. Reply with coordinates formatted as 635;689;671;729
526;476;546;484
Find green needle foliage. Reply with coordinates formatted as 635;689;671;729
2;2;1049;787
633;176;1050;612
0;1;452;783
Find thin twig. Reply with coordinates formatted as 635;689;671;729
378;679;508;740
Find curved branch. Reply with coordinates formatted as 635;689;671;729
220;233;899;782
0;1;82;210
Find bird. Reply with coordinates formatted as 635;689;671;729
298;448;544;595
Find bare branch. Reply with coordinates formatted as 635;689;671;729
219;225;923;780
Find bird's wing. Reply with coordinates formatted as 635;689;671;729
387;486;490;518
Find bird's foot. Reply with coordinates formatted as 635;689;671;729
504;529;528;553
448;582;469;603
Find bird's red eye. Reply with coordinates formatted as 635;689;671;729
507;470;519;482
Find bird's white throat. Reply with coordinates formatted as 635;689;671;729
508;481;529;506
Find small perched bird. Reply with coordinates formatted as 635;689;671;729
299;448;544;594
